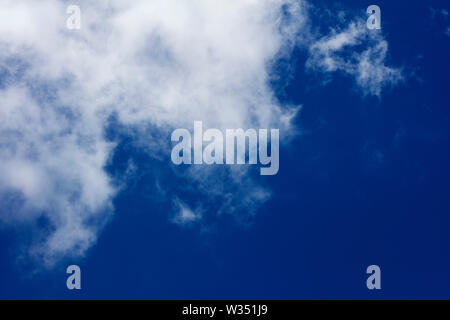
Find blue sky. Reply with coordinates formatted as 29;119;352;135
0;0;449;299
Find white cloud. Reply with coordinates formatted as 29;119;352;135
0;1;404;266
0;0;304;265
172;198;202;226
306;20;403;96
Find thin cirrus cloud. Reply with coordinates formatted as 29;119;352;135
306;20;403;96
172;198;202;226
430;8;450;36
0;0;403;266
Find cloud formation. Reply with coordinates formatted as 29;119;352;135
306;20;403;96
172;198;202;226
0;0;403;266
430;8;450;37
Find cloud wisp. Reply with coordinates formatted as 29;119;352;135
0;0;403;266
306;19;403;96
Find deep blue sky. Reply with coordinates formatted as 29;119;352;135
0;0;449;299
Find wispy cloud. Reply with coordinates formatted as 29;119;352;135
306;20;403;96
430;7;450;37
172;198;202;226
0;0;405;266
0;0;304;265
